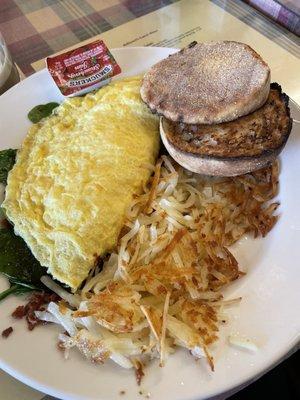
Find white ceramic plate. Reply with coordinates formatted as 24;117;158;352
0;47;299;400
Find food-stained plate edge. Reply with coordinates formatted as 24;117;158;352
0;331;299;400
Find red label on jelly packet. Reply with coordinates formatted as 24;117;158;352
46;40;121;96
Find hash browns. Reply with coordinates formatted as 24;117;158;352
43;156;279;373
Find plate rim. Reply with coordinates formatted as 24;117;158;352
0;45;299;400
0;330;299;400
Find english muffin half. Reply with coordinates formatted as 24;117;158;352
141;41;270;125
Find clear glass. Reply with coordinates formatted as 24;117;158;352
0;32;20;95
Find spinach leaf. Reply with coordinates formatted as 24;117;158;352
0;228;45;301
0;149;17;184
0;228;44;285
0;283;35;302
28;102;59;123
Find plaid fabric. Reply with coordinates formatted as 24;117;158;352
243;0;300;35
0;0;178;76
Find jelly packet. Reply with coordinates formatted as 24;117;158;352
46;40;121;97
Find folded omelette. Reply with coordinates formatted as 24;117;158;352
2;77;159;290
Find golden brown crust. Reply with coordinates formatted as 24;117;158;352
160;127;280;176
141;41;270;124
163;83;292;160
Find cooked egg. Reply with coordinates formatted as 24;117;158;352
3;77;159;290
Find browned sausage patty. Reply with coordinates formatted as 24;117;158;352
163;83;292;159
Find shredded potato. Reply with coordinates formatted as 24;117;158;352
42;156;279;377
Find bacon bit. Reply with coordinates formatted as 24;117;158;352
12;291;60;331
2;327;13;338
12;305;26;319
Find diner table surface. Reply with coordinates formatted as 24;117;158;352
0;1;299;399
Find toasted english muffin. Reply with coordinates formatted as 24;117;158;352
141;41;270;125
161;83;292;176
